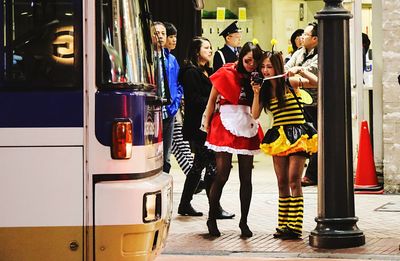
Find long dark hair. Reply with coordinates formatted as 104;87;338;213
183;36;212;72
236;41;263;75
236;41;263;104
259;51;286;110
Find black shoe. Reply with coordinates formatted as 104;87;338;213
301;177;317;187
239;222;253;238
273;227;285;238
279;228;301;240
215;207;235;219
178;204;203;216
206;219;221;237
194;180;205;194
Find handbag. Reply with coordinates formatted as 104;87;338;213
288;86;316;129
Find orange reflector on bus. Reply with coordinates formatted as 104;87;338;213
111;119;133;159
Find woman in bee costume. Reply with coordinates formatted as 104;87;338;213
251;49;317;240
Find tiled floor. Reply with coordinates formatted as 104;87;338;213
161;154;400;260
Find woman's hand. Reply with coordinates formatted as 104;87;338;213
251;81;261;95
201;86;218;133
251;81;262;119
200;112;210;133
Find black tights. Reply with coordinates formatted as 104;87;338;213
179;143;215;206
208;152;253;224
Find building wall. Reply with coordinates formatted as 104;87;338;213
204;0;231;10
382;0;400;193
306;0;324;23
235;0;273;51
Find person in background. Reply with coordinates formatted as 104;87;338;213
203;41;263;238
164;22;178;52
152;21;183;174
164;22;194;177
285;29;304;63
178;37;233;220
362;33;371;72
213;21;242;72
285;22;319;187
252;50;317;240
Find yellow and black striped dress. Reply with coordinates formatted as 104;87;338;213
260;91;317;157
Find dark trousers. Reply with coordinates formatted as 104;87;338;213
162;116;175;173
304;105;318;183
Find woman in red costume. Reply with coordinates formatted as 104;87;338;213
202;41;263;237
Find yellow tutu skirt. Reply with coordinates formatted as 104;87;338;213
260;124;317;157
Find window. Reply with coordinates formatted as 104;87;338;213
97;0;157;90
0;0;82;89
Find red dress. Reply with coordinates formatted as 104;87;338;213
205;64;263;155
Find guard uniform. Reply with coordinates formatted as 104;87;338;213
213;21;241;71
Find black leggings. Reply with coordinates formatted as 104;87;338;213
208;152;253;223
179;142;215;206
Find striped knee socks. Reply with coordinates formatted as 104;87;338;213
287;196;304;236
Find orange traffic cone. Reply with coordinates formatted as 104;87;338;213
354;121;382;193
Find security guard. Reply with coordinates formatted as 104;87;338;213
213;21;242;71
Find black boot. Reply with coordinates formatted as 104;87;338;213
179;169;202;216
178;203;203;216
216;206;235;219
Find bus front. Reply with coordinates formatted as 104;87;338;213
87;0;172;260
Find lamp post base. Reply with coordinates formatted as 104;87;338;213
309;217;365;249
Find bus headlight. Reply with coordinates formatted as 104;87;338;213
143;191;161;223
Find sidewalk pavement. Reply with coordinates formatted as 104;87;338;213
160;154;400;260
158;256;373;261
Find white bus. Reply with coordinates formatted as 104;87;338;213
0;0;173;260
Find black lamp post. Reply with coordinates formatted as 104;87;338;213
310;0;365;248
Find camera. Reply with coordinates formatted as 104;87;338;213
251;72;263;84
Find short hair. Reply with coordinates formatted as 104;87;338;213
362;33;371;50
290;29;304;53
164;22;177;36
308;22;318;37
153;21;165;29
